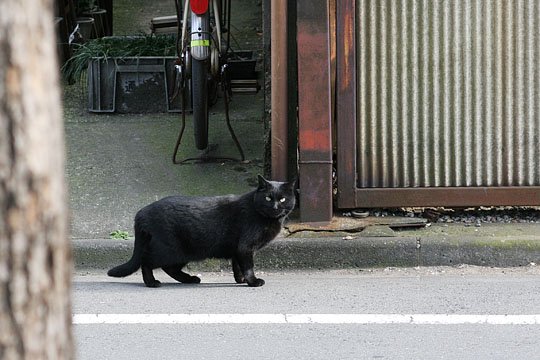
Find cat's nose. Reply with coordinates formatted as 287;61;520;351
273;202;278;210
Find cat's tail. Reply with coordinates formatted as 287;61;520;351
107;227;148;277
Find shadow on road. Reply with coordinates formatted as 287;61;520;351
76;281;247;289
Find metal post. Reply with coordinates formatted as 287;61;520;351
297;0;333;223
271;0;288;181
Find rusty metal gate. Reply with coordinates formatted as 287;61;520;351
336;0;540;208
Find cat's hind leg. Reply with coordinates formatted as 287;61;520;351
162;264;201;284
142;266;161;288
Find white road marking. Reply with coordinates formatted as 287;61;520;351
72;314;540;325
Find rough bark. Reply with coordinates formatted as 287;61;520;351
0;0;73;358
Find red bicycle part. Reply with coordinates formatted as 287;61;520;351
190;0;209;15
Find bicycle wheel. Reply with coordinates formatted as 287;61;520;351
191;58;209;150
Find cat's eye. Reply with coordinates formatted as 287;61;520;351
265;196;272;202
279;198;286;203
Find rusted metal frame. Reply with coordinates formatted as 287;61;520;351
354;187;540;208
297;0;333;223
271;0;289;181
336;0;358;208
335;0;540;209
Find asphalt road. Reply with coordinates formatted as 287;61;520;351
73;266;540;360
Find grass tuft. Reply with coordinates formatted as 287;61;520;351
109;230;130;240
62;34;177;83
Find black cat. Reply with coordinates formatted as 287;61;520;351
107;175;296;287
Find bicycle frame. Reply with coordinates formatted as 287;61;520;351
180;0;223;63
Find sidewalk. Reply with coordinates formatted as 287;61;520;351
73;222;540;272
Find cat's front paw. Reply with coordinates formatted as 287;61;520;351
247;278;265;287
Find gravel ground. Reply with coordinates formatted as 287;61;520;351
344;207;540;225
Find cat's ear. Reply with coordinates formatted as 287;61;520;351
257;175;270;190
284;176;297;191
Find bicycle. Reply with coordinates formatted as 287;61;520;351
172;0;244;163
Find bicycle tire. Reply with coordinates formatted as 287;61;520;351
191;58;209;150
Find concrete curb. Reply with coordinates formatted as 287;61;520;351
73;234;540;273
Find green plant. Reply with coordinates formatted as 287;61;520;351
109;230;130;240
61;34;177;83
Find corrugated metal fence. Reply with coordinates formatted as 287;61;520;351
336;0;540;208
357;0;539;188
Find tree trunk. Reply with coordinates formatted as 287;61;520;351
0;0;73;358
